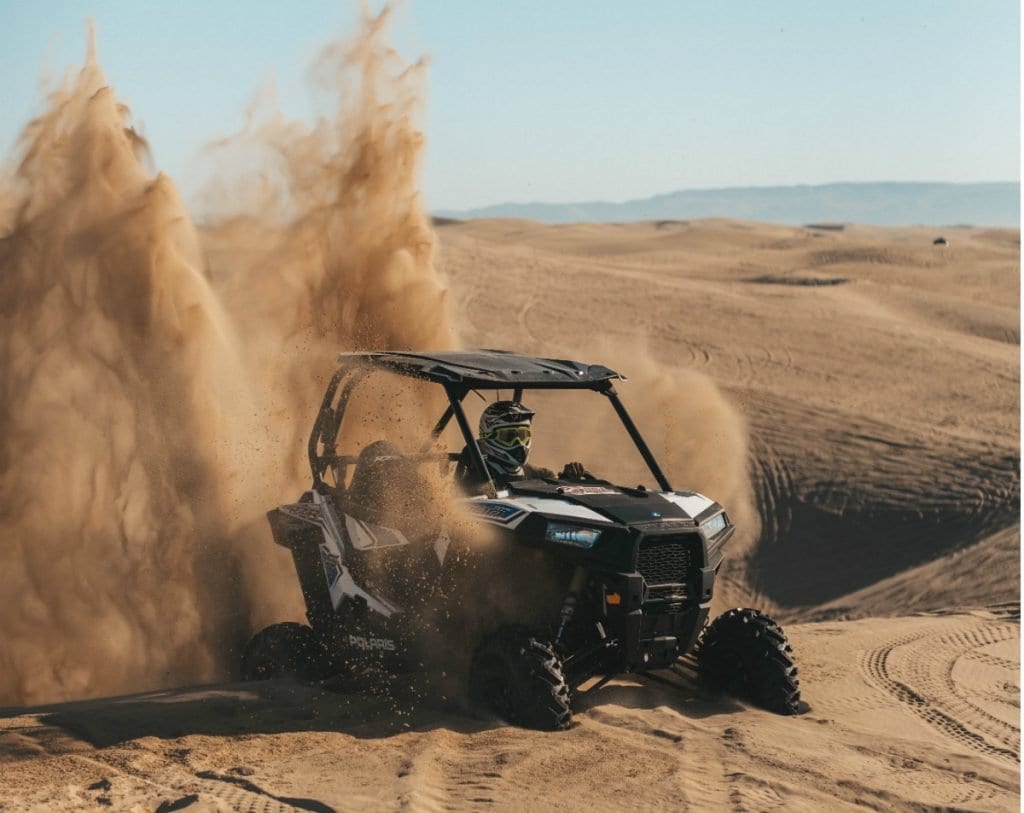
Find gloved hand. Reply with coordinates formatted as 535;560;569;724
560;461;587;480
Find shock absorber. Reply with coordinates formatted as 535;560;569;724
555;566;588;647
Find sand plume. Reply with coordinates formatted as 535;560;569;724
193;5;456;506
0;9;460;704
0;51;247;704
204;7;453;390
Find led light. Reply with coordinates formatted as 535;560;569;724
545;522;602;548
701;512;728;537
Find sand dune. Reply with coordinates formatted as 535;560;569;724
0;217;1018;811
811;525;1020;621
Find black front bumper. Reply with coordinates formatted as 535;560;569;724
600;530;715;672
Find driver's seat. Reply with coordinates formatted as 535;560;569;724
344;440;434;538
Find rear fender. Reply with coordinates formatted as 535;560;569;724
266;491;402;621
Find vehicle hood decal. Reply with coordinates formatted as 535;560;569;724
553;489;690;524
660;491;716;519
463;486;717;528
464;496;610;528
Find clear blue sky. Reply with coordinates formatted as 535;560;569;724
2;1;1019;211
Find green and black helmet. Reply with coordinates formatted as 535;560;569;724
479;400;534;472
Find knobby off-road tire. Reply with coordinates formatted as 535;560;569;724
240;622;330;682
694;608;801;715
469;625;572;731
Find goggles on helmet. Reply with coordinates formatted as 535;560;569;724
483;425;531;448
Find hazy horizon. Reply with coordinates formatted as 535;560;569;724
440;178;1020;210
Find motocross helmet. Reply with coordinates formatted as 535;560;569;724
479;400;534;473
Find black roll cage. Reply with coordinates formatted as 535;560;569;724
308;357;673;499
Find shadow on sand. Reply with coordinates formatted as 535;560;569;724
0;664;746;757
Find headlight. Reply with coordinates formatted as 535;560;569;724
701;512;728;537
545;522;602;548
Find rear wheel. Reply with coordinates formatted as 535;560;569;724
694;608;801;715
240;622;330;682
469;625;572;731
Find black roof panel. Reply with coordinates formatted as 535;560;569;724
337;350;624;389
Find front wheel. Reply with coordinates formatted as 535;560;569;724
693;608;801;715
469;625;572;731
240;622;330;682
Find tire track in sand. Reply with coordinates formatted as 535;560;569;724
860;618;1019;764
393;728;523;812
70;751;331;813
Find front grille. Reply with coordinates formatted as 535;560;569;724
637;534;699;598
637;536;693;585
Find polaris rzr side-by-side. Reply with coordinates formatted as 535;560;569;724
241;350;801;730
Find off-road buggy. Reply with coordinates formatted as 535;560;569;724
242;350;801;729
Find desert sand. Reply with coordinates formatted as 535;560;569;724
0;217;1018;811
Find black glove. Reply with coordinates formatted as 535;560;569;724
560;461;588;480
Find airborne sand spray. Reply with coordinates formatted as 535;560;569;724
200;5;456;497
0;41;249;704
0;8;456;705
0;7;753;705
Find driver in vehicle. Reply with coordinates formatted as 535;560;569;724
455;400;593;491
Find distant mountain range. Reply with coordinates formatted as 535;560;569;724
435;181;1020;227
